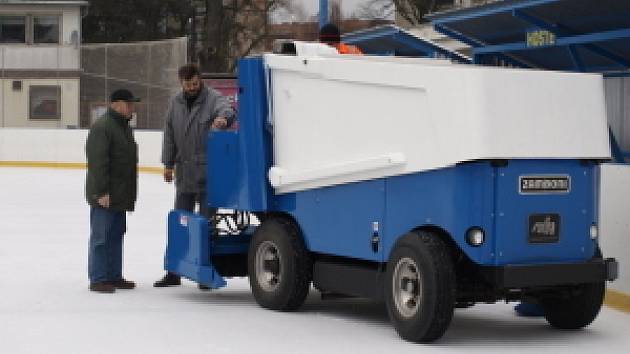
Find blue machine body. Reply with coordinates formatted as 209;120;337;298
166;56;599;287
269;159;596;266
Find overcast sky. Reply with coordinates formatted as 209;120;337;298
273;0;391;23
294;0;370;17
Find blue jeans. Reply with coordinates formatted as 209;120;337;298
88;206;126;283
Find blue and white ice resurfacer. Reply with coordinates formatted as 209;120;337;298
165;43;618;343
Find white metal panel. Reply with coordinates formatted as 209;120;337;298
265;54;611;194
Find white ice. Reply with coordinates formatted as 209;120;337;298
0;167;628;354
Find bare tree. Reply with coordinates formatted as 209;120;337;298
356;0;396;20
275;0;309;22
199;0;289;73
356;0;455;25
330;0;343;25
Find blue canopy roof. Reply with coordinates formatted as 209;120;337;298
342;24;470;63
427;0;630;75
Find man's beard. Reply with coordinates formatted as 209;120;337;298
184;88;201;99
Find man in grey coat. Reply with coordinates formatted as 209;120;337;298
154;64;235;287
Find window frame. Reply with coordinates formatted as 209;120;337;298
29;85;62;121
0;13;62;45
31;14;61;45
0;14;27;44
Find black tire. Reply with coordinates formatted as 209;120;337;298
541;281;605;330
384;231;456;343
540;247;606;330
247;217;311;311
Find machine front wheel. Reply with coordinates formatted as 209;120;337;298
248;217;311;311
385;231;456;343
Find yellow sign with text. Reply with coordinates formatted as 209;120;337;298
527;30;556;47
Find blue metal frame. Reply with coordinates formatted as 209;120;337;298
510;9;630;71
342;25;471;64
433;23;529;67
472;28;630;56
208;57;274;211
319;0;328;29
428;0;560;24
430;0;630;72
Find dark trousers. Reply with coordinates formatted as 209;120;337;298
175;190;212;217
88;206;126;283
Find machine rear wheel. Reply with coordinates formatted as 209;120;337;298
385;231;456;343
248;217;311;311
541;247;606;330
541;281;605;329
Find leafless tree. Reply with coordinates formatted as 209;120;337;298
330;0;344;25
356;0;455;25
200;0;290;72
277;0;310;22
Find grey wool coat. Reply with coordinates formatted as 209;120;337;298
161;85;235;193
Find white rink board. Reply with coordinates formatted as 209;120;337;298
265;54;611;194
0;128;163;168
599;163;630;294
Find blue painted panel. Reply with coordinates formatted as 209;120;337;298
382;162;496;264
276;159;597;267
493;160;596;265
207;57;274;211
208;131;240;208
277;180;385;261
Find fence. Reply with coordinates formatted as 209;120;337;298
80;37;188;129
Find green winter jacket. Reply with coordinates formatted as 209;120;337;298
85;109;138;211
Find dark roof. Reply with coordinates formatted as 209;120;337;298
427;0;630;74
0;1;88;5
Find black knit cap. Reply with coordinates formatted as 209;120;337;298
319;23;341;44
110;89;141;102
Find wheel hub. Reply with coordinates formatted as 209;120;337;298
393;257;422;318
255;241;282;292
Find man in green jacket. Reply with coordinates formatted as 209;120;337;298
85;89;139;293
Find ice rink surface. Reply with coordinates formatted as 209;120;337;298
1;167;628;354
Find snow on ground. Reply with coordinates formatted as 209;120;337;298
0;167;628;354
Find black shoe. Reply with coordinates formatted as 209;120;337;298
198;284;211;290
108;278;136;290
90;282;116;293
153;273;181;287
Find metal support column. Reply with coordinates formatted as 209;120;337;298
319;0;329;29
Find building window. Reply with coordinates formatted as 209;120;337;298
0;16;26;43
33;16;59;44
30;86;61;120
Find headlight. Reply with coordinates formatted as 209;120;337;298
466;227;485;246
589;224;598;240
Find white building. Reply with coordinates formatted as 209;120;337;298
0;0;87;128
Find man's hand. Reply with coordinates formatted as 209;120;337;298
211;117;228;130
164;168;174;183
97;194;110;208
